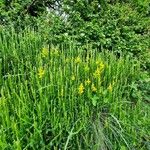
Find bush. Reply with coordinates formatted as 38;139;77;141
33;2;150;70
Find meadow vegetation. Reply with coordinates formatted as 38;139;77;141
0;0;150;150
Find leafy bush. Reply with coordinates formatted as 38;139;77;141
32;2;150;70
1;1;149;67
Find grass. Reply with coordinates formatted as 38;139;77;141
0;28;150;150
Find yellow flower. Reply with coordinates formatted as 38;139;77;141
108;81;115;92
85;79;91;85
93;68;101;78
75;56;81;64
108;83;112;92
91;84;97;92
78;83;84;95
38;67;45;78
71;75;75;81
100;62;105;70
96;60;105;70
41;47;49;57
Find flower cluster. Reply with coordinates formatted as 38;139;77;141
78;83;84;95
91;84;97;92
38;67;45;78
38;47;115;96
85;79;91;85
75;56;81;64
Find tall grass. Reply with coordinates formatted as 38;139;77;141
0;28;149;150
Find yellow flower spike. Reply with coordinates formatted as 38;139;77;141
108;83;113;92
38;67;45;79
85;79;91;85
71;75;75;81
41;47;49;57
78;83;84;95
91;84;97;92
99;62;105;70
108;81;115;92
96;60;105;70
93;67;101;78
75;56;81;64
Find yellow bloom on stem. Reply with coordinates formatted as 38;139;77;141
38;67;45;78
41;47;49;57
100;62;105;70
91;84;97;92
78;83;84;95
93;68;101;78
75;56;81;64
85;79;91;85
96;60;105;70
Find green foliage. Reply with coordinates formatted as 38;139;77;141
30;2;149;69
64;3;150;56
0;28;150;149
0;0;58;28
1;1;149;65
0;1;150;149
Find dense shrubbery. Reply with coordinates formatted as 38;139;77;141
1;1;149;60
36;2;150;70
